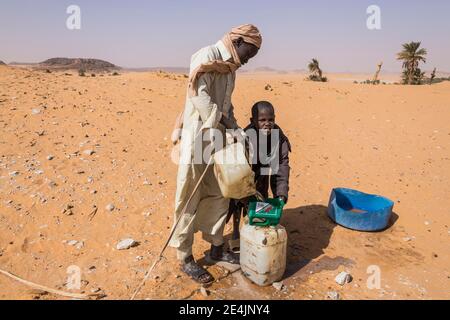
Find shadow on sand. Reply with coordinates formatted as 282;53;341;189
281;205;335;278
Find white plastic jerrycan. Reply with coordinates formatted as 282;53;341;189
240;223;288;286
213;142;256;199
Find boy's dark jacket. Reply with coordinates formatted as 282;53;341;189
226;123;291;223
244;123;292;202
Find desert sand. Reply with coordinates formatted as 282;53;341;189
0;65;449;300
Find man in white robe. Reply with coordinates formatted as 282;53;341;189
170;24;262;284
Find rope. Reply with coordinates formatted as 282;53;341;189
130;156;214;300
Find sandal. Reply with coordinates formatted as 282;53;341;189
209;244;240;265
181;256;215;284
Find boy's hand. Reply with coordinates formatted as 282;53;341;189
278;196;287;204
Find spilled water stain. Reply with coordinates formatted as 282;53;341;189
285;255;355;280
223;272;268;300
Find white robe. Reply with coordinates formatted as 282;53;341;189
170;40;239;259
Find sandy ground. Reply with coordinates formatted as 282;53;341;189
0;66;449;300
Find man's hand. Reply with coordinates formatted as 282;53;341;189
220;114;236;130
239;197;251;206
220;114;247;144
232;128;247;143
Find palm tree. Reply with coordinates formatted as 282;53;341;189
371;62;383;84
308;58;326;82
308;59;322;78
430;67;436;85
397;42;427;84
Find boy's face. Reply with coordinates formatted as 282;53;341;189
253;108;275;135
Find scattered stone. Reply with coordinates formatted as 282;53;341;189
90;190;97;194
403;236;415;242
29;289;48;297
35;170;44;175
335;271;353;285
272;281;285;291
90;287;101;293
143;179;152;186
83;149;95;156
67;240;78;246
31;108;41;115
61;204;74;216
264;84;273;91
142;211;152;217
47;155;54;160
75;241;84;250
116;238;138;250
135;256;144;261
87;176;94;183
327;291;340;300
424;221;431;226
158;180;167;185
200;287;209;297
105;203;115;212
75;169;85;175
9;171;19;177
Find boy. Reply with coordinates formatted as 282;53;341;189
227;101;291;249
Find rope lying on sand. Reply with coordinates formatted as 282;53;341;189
0;268;101;300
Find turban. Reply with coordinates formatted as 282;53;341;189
225;24;263;51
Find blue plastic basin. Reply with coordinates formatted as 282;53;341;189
327;188;394;231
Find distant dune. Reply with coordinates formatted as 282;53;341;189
4;59;449;77
8;62;38;66
123;66;189;74
253;66;278;73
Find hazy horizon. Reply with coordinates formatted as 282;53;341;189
1;0;450;73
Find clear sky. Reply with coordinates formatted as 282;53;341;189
1;0;449;72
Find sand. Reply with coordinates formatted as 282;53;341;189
0;65;449;300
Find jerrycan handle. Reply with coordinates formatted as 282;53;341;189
249;217;271;227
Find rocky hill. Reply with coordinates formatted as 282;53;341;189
38;58;120;72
